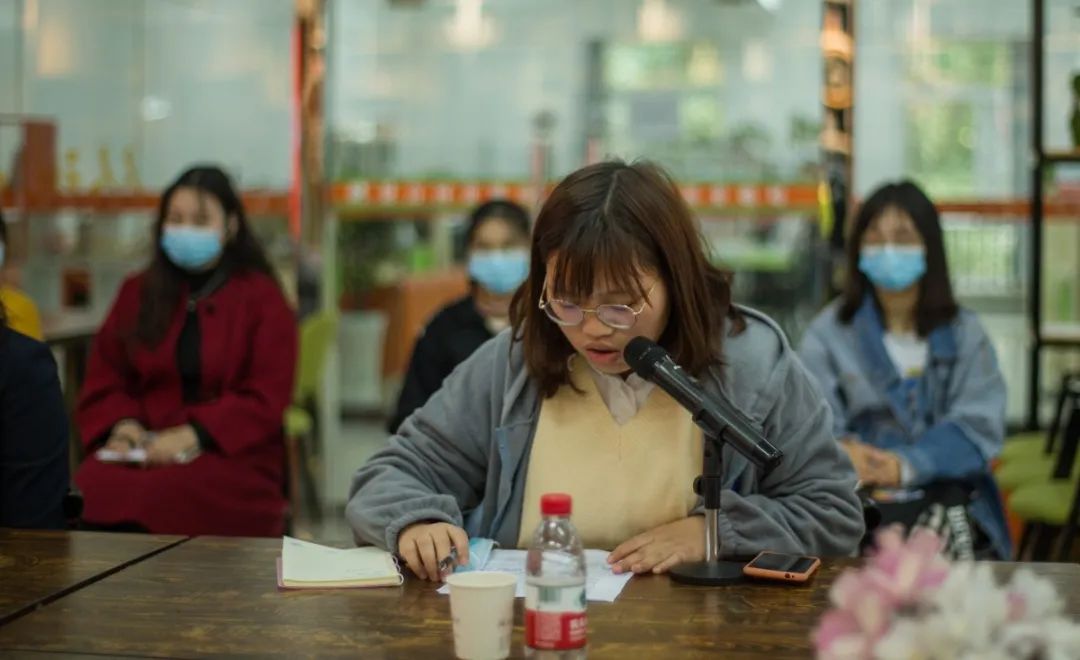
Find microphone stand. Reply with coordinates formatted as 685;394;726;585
669;432;746;585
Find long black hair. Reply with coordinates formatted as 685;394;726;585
464;199;531;248
839;180;959;336
135;165;276;346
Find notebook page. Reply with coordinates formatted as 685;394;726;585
281;536;398;584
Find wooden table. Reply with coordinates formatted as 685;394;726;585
1;535;1079;659
0;530;185;627
40;309;104;349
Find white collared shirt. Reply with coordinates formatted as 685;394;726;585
570;356;656;425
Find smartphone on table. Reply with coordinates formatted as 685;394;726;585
743;551;821;583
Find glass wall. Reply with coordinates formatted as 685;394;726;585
0;0;295;318
316;0;831;501
0;0;293;189
327;0;821;183
856;0;1080;423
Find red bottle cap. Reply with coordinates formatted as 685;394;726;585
540;493;572;516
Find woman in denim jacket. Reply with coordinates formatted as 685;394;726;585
799;180;1010;559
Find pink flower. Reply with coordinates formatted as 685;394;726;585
814;527;1080;659
863;526;949;605
814;609;871;660
1006;592;1027;622
814;527;952;659
828;571;864;610
828;571;895;638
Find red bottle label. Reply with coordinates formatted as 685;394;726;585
524;582;587;650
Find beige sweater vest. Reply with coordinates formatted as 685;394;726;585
517;365;701;550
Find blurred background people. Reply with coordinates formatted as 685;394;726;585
388;200;530;432
74;165;297;536
0;304;69;529
798;181;1010;560
0;210;43;341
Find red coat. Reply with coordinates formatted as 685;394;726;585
75;270;297;536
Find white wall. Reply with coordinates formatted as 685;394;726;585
0;1;21;115
20;0;142;188
854;0;1080;197
327;0;822;182
0;0;292;190
141;0;293;188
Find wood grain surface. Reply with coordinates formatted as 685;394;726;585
1;534;1078;659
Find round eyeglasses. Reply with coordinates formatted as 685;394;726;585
538;284;655;330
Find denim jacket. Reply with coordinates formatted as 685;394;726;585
798;297;1011;559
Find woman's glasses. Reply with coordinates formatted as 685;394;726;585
538;284;654;330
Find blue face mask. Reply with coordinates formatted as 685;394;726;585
161;226;224;271
452;537;498;573
859;244;927;292
468;249;529;295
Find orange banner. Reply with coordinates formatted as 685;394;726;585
4;181;1080;221
328;180;821;212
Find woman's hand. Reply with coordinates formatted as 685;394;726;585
144;425;200;466
862;445;903;487
105;419;149;452
608;516;705;575
842;439;902;487
397;522;470;582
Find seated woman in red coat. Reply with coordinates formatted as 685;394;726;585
75;165;297;536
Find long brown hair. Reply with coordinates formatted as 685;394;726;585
839;180;958;336
135;165;277;346
510;160;742;398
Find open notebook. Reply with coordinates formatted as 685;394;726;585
277;536;403;589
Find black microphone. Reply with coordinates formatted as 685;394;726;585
624;336;783;474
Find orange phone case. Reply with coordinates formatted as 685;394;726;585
742;551;821;583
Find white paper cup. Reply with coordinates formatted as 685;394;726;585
445;571;517;660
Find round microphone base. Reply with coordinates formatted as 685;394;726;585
669;559;746;586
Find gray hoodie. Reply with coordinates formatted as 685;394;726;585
347;307;864;557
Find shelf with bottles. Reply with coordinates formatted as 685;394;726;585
0;188;290;216
0;122;289;217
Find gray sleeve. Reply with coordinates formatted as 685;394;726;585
796;321;850;439
345;340;500;552
718;351;865;558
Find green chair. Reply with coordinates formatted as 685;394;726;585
996;454;1059;492
995;373;1079;492
1001;374;1078;461
1011;477;1080;561
1000;430;1049;463
284;311;339;526
1010;480;1076;530
1013;401;1080;561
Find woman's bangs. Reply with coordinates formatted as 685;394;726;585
548;225;652;303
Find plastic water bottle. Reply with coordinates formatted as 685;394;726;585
524;493;587;659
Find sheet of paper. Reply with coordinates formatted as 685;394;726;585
280;536;398;583
95;448;147;463
437;548;632;603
